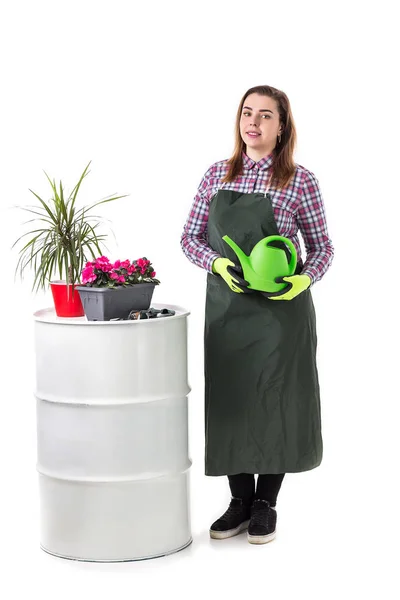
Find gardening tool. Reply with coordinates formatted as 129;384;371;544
128;307;176;320
109;308;176;321
222;234;297;293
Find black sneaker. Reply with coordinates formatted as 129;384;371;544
209;496;253;539
247;499;277;544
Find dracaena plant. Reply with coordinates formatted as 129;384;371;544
12;161;127;298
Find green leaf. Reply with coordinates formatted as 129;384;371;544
68;161;91;223
28;189;58;224
74;194;128;220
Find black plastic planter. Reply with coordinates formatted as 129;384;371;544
76;283;156;321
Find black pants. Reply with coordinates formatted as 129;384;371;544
228;473;285;506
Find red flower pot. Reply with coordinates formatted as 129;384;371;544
50;280;85;317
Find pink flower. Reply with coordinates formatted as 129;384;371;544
81;265;97;284
110;272;126;284
95;256;112;272
80;256;157;287
95;256;110;265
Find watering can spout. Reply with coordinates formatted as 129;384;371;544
222;235;249;268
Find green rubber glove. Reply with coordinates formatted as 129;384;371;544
212;258;248;293
268;274;311;301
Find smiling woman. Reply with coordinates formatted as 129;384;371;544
241;99;278;149
222;86;298;189
180;84;334;546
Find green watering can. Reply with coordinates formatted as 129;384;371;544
222;234;297;293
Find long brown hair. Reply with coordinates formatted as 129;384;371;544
221;85;297;190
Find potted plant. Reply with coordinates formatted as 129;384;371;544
12;161;127;317
76;255;160;321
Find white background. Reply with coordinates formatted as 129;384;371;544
1;0;399;598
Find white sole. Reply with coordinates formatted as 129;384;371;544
209;519;250;539
247;530;276;544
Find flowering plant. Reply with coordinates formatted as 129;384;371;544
80;256;160;288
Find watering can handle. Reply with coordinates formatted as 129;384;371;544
265;235;297;273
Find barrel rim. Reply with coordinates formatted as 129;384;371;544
33;303;190;324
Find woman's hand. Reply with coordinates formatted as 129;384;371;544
212;258;253;294
268;274;311;301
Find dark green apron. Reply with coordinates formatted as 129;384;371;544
204;185;322;476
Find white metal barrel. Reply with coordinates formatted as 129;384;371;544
33;303;192;561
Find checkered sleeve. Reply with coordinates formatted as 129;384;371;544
296;170;334;285
180;165;222;273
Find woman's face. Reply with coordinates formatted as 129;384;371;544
239;93;281;154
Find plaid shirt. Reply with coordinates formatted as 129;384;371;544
180;150;334;285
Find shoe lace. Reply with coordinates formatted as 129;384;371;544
250;500;272;526
220;498;249;522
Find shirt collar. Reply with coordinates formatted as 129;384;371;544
241;150;274;171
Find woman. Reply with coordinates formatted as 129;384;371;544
180;85;334;545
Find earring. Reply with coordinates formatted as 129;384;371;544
278;133;282;143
